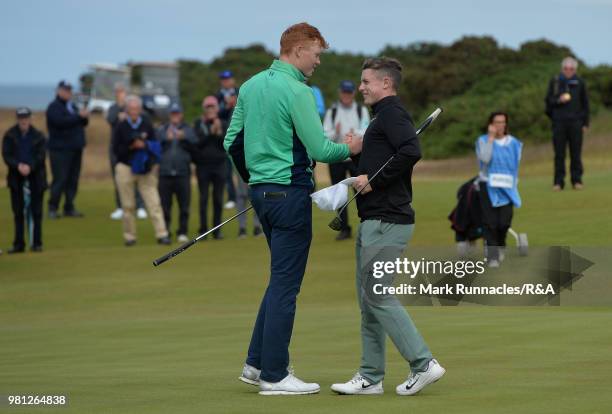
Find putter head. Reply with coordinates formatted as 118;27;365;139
328;216;343;231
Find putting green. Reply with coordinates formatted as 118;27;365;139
1;157;611;413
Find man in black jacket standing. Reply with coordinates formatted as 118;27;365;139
157;103;196;242
46;80;88;218
332;58;445;396
2;108;47;252
193;96;227;239
545;57;590;191
216;71;238;209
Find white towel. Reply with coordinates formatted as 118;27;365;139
310;177;358;211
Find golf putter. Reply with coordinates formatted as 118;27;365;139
329;107;443;231
153;205;253;266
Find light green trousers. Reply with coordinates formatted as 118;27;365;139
356;220;433;384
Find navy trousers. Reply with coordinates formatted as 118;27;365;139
48;149;82;213
246;184;312;382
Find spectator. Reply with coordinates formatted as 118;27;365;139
216;70;238;122
235;176;262;238
476;112;522;267
323;80;370;240
310;84;326;118
106;83;147;220
46;80;88;219
112;95;170;246
157;103;196;243
545;56;590;191
216;70;237;208
2;108;47;253
193;96;226;240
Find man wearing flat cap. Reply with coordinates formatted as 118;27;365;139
2;108;47;252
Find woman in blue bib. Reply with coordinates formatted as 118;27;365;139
476;112;522;267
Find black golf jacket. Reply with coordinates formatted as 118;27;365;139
352;95;421;224
2;124;47;191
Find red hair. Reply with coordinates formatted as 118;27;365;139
280;22;329;56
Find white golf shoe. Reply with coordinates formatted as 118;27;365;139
238;364;261;386
259;371;320;396
488;259;500;268
110;208;123;220
137;208;148;219
396;359;445;396
331;372;383;395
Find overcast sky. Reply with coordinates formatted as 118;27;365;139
1;0;611;85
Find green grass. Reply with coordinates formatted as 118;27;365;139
1;149;612;413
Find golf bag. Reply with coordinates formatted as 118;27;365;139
448;177;529;257
448;176;483;243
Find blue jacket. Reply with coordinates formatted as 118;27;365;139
46;96;88;150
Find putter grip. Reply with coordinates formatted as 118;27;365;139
153;239;197;267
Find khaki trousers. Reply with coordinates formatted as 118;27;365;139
115;163;168;241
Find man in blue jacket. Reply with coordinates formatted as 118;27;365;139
46;80;88;219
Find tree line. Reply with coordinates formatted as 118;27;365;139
179;37;612;158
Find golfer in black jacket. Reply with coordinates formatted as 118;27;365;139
331;58;445;396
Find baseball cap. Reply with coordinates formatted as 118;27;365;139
219;70;234;79
16;107;32;118
203;96;219;107
169;103;183;113
339;80;355;93
57;80;73;90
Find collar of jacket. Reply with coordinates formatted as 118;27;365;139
270;59;305;83
9;124;41;141
371;95;401;115
559;73;578;82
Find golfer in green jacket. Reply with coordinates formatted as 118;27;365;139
224;22;362;395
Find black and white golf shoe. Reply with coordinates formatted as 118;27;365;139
396;359;445;396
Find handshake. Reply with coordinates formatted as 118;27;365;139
343;132;363;155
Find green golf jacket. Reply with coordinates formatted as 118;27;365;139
224;59;350;187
